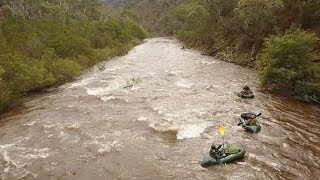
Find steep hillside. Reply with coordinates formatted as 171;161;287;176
122;0;189;36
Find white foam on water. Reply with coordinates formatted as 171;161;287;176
2;147;51;169
137;116;148;121
105;65;128;71
176;122;212;140
149;106;213;139
26;121;36;126
100;96;116;101
199;60;218;65
175;79;193;88
43;123;56;128
66;122;80;129
97;141;120;154
153;106;165;115
131;86;141;92
3;151;12;166
68;77;94;88
4;166;10;173
86;80;121;96
0;144;15;151
149;122;179;132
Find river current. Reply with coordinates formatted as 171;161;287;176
0;38;319;179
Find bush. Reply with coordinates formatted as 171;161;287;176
48;58;82;83
49;34;92;58
0;67;12;110
0;54;55;94
257;25;319;87
294;82;320;103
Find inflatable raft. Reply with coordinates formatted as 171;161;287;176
237;92;254;98
239;113;261;133
201;145;246;167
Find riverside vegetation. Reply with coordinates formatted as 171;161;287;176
0;0;147;111
173;0;320;103
122;0;320;102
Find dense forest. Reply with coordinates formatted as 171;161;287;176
0;0;147;111
122;0;320;103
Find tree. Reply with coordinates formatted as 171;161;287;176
235;0;284;39
204;0;237;29
257;25;319;89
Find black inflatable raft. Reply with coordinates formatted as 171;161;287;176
237;92;254;98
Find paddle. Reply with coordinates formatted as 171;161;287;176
219;125;225;149
237;113;261;126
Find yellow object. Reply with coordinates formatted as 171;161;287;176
219;125;225;137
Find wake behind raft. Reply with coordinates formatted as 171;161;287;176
201;144;246;167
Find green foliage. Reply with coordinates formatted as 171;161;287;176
48;59;82;83
294;82;320;103
123;0;185;36
0;0;147;111
0;67;12;111
257;25;319;87
0;54;55;94
298;1;320;29
0;30;10;55
235;0;283;29
174;2;211;44
172;0;319;103
176;3;209;26
205;0;237;19
49;34;92;58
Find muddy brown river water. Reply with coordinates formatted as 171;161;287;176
0;38;319;179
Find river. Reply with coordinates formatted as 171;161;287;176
0;38;319;179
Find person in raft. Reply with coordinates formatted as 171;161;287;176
240;112;261;126
246;116;257;126
209;143;225;160
241;83;252;95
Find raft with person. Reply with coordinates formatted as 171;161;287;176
201;126;246;167
237;83;254;98
201;144;246;167
238;113;262;133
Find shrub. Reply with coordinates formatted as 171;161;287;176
294;82;320;103
257;25;319;88
48;58;82;83
0;67;12;110
49;34;92;58
0;53;55;94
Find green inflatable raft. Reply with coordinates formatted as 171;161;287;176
239;117;261;133
237;92;254;98
201;145;246;167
